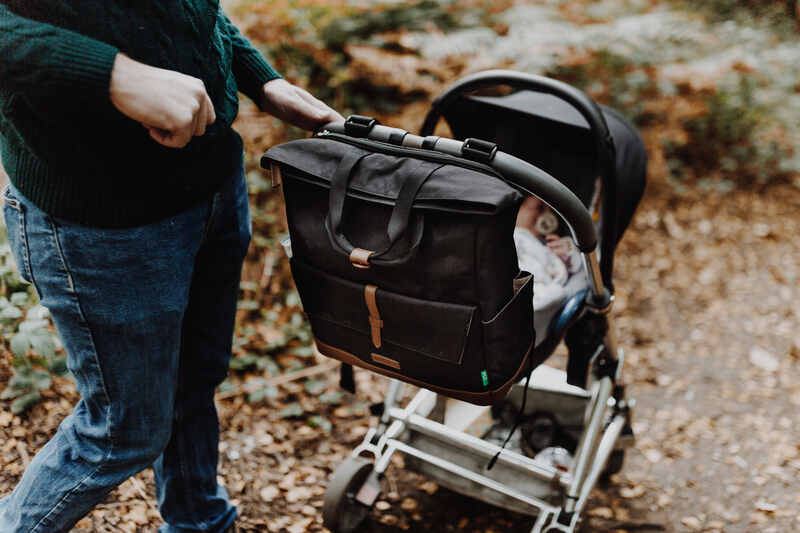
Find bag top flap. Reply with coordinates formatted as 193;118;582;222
264;137;523;214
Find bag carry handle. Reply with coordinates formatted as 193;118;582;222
325;150;442;268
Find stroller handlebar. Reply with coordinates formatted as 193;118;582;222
321;120;598;255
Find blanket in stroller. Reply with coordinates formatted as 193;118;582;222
514;197;587;342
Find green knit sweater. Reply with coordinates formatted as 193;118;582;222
0;1;280;227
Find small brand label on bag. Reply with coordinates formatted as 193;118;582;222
481;370;489;387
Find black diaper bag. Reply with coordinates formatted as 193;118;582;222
263;128;534;405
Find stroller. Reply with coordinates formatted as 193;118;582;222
319;70;645;533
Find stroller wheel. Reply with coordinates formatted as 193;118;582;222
322;457;375;533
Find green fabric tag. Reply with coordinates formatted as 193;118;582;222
481;370;489;387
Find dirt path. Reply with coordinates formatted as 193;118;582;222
604;181;800;533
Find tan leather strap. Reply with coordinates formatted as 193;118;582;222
350;248;374;269
371;353;400;370
364;285;383;348
315;338;535;406
269;162;282;187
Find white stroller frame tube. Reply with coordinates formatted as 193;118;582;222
562;377;612;514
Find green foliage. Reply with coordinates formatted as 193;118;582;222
228;352;279;372
278;402;304;418
252;0;500;115
0;241;31;294
245;377;279;404
0;232;65;414
545;50;659;126
689;0;796;32
664;74;791;187
546;49;792;188
229;285;315;401
320;1;462;49
303;379;327;395
318;390;343;405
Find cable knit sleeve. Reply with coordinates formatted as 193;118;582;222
218;10;281;107
0;5;118;96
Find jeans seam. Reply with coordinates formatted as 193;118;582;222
16;205;38;293
30;463;109;533
201;192;220;245
47;218;113;435
28;220;117;533
176;405;202;528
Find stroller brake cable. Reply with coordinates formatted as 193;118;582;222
487;356;534;471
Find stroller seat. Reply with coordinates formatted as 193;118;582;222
528;259;589;348
441;88;647;367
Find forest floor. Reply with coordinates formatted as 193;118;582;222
2;1;800;532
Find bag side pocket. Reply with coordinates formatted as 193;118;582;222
482;271;534;386
291;258;488;394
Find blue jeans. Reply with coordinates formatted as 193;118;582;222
0;160;251;533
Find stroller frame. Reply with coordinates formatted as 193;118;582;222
320;71;636;533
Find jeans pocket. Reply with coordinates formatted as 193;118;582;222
3;185;36;286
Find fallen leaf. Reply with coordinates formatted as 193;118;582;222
588;507;614;519
755;501;777;513
619;484;646;499
418;481;438;495
644;449;663;463
122;503;149;525
379;514;399;526
285;486;313;503
260;486;280;502
400;497;418;511
749;347;779;372
681;516;702;530
286;517;313;533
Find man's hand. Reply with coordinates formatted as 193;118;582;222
110;54;216;149
261;78;344;131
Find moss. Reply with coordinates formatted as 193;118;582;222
681;0;797;35
544;50;659;126
320;1;464;49
664;74;792;186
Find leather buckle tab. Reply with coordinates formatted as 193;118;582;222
350;248;374;269
364;285;383;348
